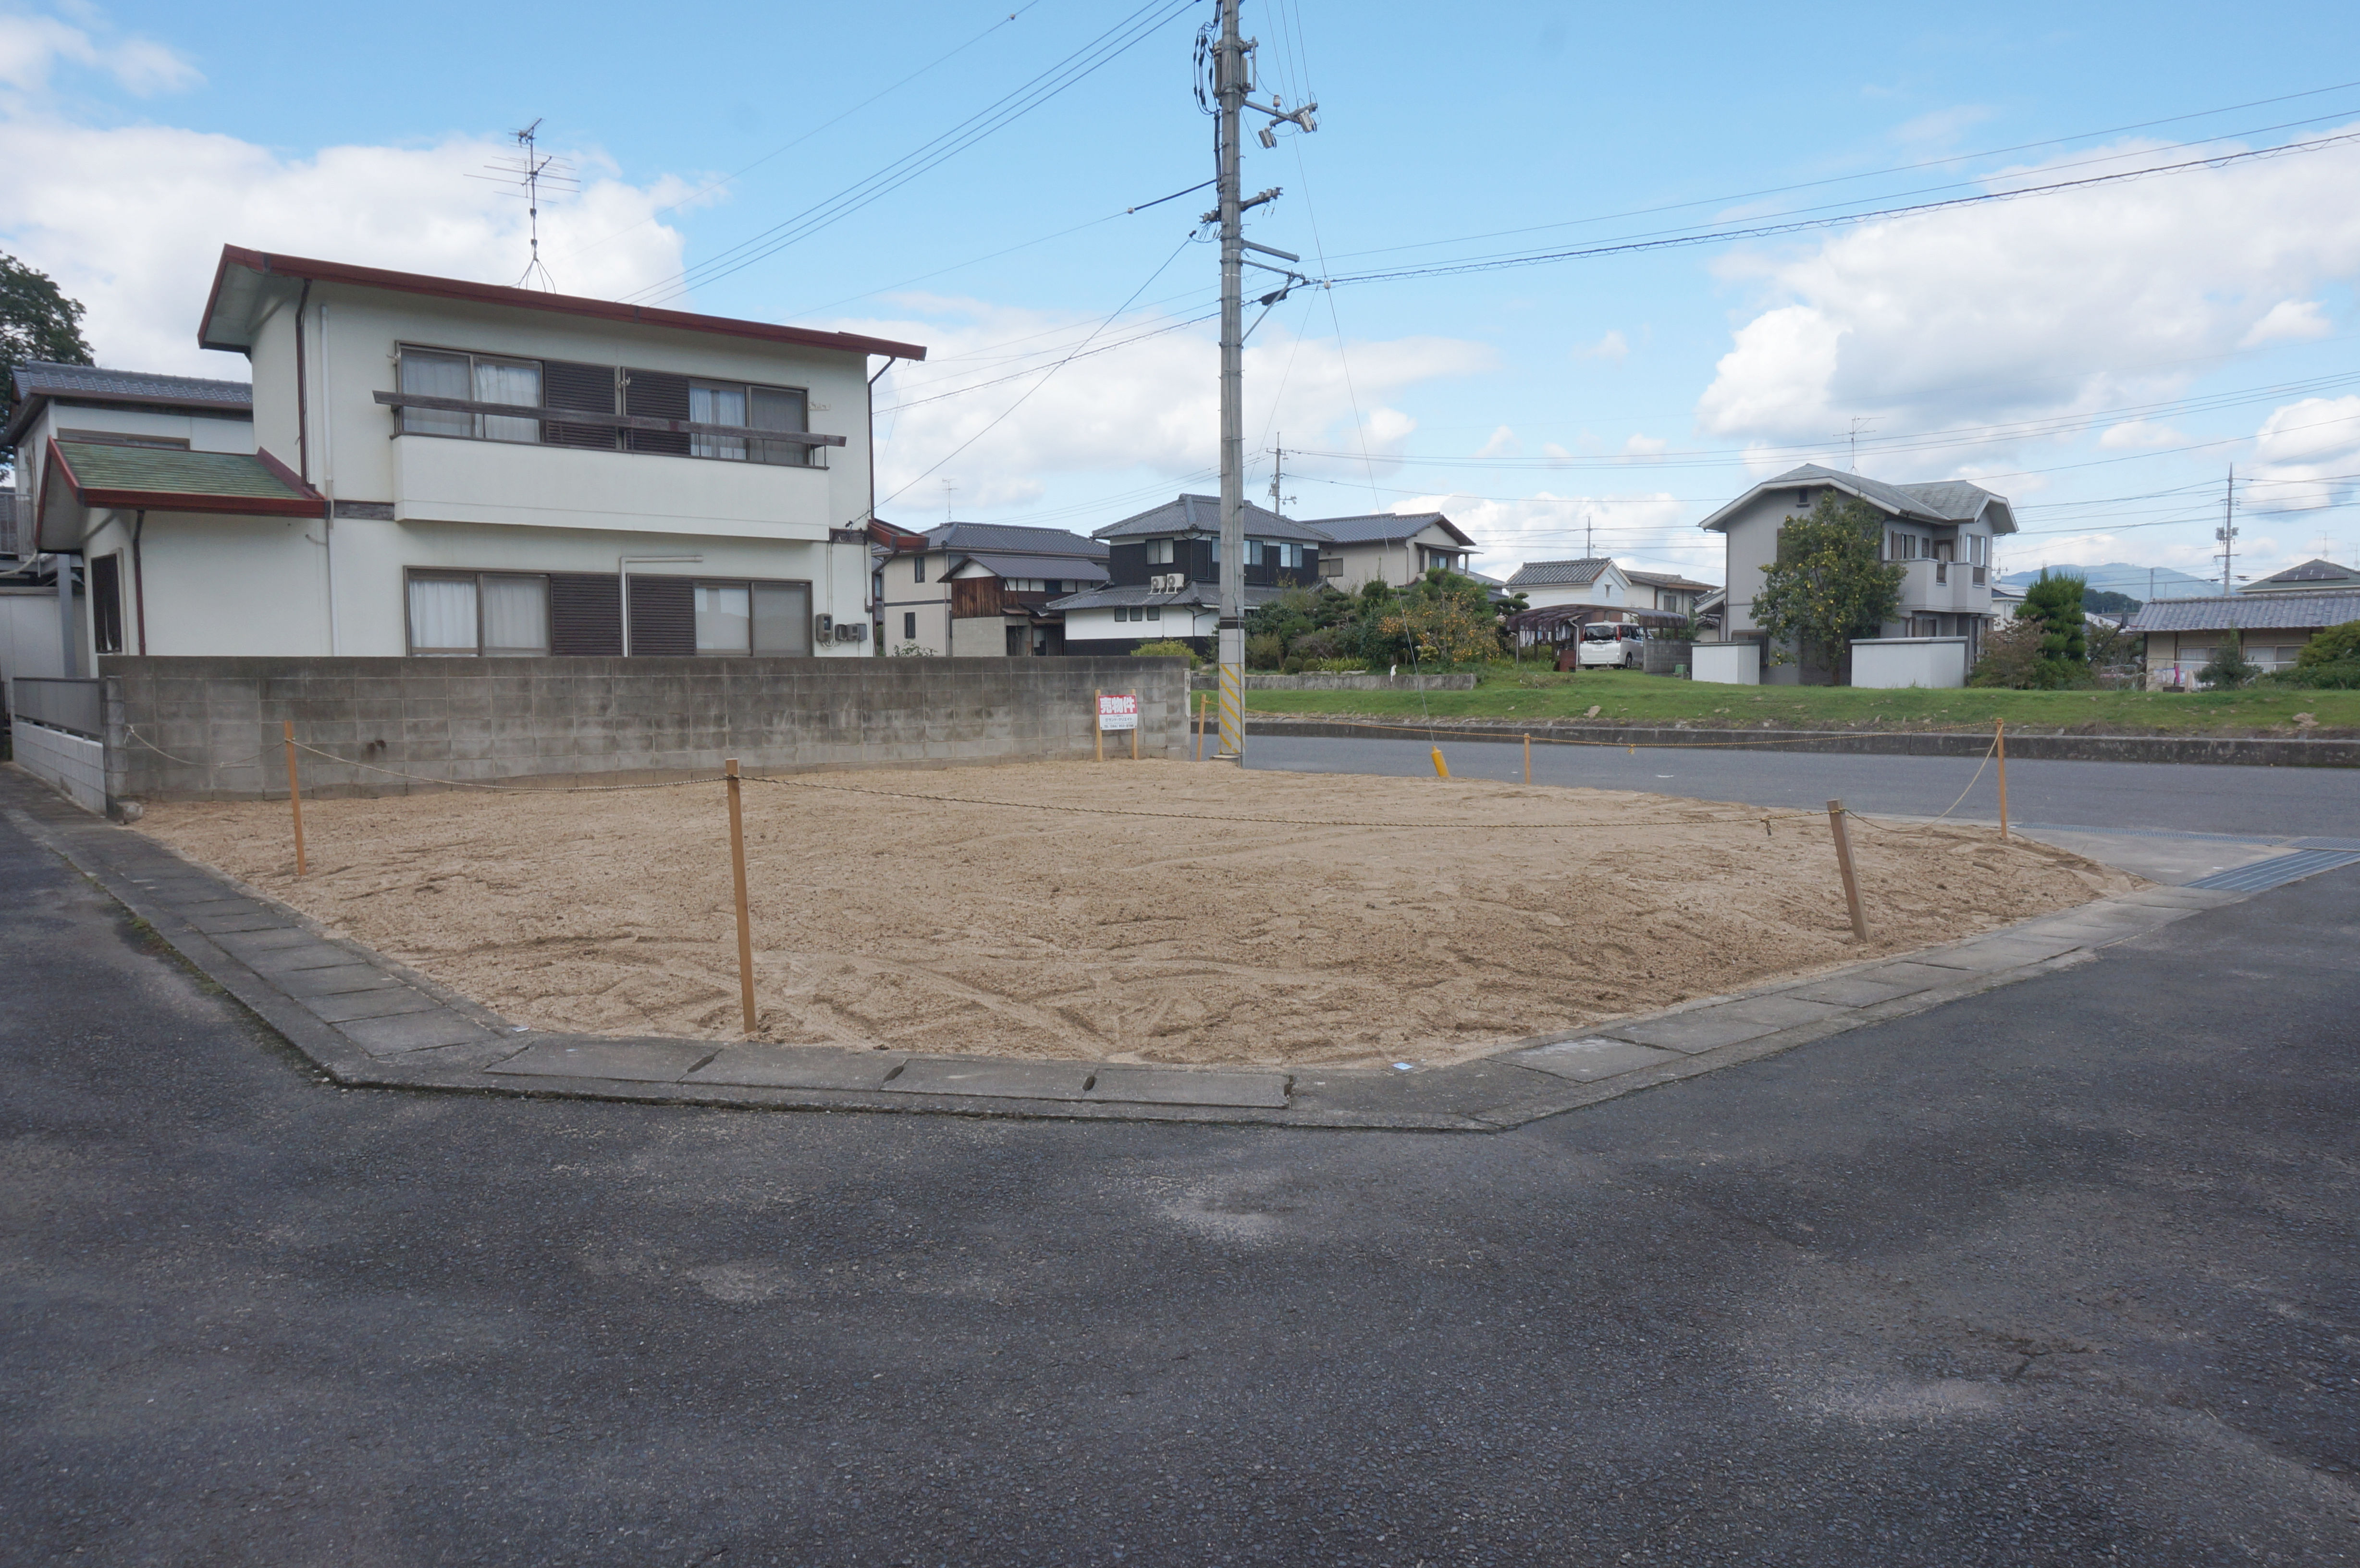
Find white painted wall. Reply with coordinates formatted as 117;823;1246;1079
1064;604;1212;642
0;587;68;690
1851;637;1969;688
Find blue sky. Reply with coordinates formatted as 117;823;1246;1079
7;0;2360;588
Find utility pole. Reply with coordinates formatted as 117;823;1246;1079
1267;435;1292;514
2215;465;2237;593
1209;0;1315;760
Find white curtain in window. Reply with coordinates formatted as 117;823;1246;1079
474;358;541;443
408;576;478;653
690;383;748;460
480;575;549;654
695;582;751;653
399;349;472;438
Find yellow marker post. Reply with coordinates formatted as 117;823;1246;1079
1431;747;1450;779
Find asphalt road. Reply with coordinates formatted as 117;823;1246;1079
4;806;2357;1565
1238;733;2360;838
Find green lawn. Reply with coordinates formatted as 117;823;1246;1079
1240;668;2360;735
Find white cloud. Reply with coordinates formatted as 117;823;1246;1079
1474;425;1520;458
0;9;199;96
856;300;1490;510
1696;126;2360;452
0;113;693;374
2248;394;2360;512
1575;329;1628;363
2239;298;2332;347
1621;433;1668;456
2097;418;2184;449
1892;105;1994;147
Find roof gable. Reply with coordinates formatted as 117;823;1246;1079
1093;493;1332;543
1305;511;1474;548
1698;463;2014;534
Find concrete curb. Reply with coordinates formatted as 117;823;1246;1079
1246;718;2360;767
0;764;2263;1132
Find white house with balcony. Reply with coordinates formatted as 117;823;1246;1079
1698;463;2014;685
22;245;925;673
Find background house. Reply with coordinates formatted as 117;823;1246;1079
1052;494;1325;655
20;245;928;675
2126;591;2360;686
871;520;1108;656
1503;556;1638;613
1307;511;1475;592
2240;558;2360;596
1700;462;2014;685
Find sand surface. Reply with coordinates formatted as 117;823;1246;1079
138;762;2133;1068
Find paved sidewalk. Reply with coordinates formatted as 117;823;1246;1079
0;766;2265;1128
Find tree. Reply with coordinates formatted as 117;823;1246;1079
2198;630;2260;689
1967;618;2050;689
0;252;95;463
2083;588;2141;615
2021;572;2088;684
2296;619;2360;668
1750;491;1904;676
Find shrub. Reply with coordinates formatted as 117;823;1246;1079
1129;638;1200;668
1289;627;1346;662
1968;619;2051;688
1245;632;1286;669
2021;572;2089;683
2267;659;2360;689
2198;630;2261;689
2297;619;2360;668
1301;657;1367;673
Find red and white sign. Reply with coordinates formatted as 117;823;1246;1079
1097;693;1139;731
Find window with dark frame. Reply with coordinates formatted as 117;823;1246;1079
405;570;552;656
912;555;925;583
90;552;124;654
395;344;819;467
904;612;917;640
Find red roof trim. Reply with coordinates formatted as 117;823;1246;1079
200;245;928;362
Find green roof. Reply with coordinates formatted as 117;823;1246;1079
55;440;311;505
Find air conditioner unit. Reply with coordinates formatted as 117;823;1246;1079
1150;572;1185;594
813;612;834;641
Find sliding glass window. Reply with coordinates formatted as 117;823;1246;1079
406;571;550;656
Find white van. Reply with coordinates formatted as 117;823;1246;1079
1577;623;1649;670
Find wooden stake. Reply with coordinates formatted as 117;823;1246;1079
726;758;756;1036
1523;732;1531;785
1196;691;1207;763
1994;718;2009;842
1129;690;1140;760
282;720;307;877
1827;798;1868;941
1094;689;1104;763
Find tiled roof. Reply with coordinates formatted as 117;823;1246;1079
12;360;252;409
2243;557;2358;588
2125;592;2360;633
951;551;1109;583
49;439;316;513
1703;464;2014;533
1092;494;1332;544
1504;558;1612;588
925;521;1107;558
1623;567;1717;592
1306;511;1470;547
1045;582;1293;612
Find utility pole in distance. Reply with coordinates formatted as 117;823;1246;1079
1210;0;1315;760
2216;465;2237;593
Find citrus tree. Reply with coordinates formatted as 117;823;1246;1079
1750;492;1904;674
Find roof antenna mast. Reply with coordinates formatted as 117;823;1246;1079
475;119;575;291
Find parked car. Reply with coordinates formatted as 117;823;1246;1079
1577;623;1648;669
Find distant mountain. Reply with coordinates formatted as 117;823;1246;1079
1997;563;2221;600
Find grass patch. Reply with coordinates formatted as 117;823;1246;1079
1242;668;2360;735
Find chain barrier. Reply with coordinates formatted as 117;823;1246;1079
1254;714;2010;750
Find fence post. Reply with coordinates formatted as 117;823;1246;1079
1826;798;1868;941
1524;732;1531;785
1995;718;2009;842
1094;689;1104;764
726;758;756;1036
1197;691;1207;763
282;720;307;878
1130;689;1140;761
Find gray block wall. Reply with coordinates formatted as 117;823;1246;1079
100;656;1191;802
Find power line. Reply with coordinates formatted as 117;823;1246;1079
1325;129;2360;287
625;0;1198;306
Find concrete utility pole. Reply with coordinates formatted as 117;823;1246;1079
1209;0;1315;760
2216;465;2237;593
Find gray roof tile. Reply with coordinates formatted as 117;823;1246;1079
922;521;1106;558
1092;494;1332;543
12;360;251;409
2125;591;2360;633
1504;558;1611;588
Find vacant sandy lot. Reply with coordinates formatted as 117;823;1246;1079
139;761;2130;1068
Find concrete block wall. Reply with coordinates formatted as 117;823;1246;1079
14;721;108;813
101;656;1191;802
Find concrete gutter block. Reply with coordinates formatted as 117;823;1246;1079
486;1038;718;1082
243;940;371;976
275;963;406;999
685;1045;909;1091
339;1011;497;1057
1601;1008;1789;1054
1918;935;2089;973
885;1057;1096;1101
301;986;444;1024
1779;972;1930;1007
1847;958;1979;992
1083;1066;1292;1108
216;925;322;956
1506;1036;1684;1083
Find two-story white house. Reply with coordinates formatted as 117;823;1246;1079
1308;511;1477;592
25;246;925;670
1699;463;2014;683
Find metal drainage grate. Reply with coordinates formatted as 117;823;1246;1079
2185;849;2360;894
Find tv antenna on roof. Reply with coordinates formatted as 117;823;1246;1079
1845;416;1878;471
472;118;576;291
